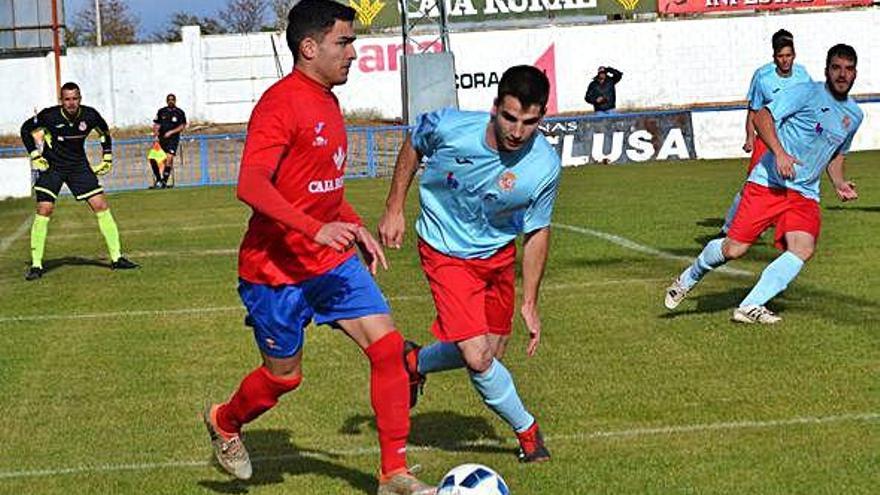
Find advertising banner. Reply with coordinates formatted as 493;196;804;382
540;111;696;166
657;0;872;15
348;0;657;31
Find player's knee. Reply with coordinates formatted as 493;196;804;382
36;203;54;216
788;246;814;262
261;366;303;394
462;346;494;373
722;239;749;259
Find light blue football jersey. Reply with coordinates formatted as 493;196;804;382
748;82;862;201
746;62;812;110
411;108;562;259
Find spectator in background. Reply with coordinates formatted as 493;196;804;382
584;66;623;112
151;93;186;188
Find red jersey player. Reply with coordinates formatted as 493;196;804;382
201;2;434;493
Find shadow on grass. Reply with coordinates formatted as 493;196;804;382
695;217;724;228
198;429;376;494
824;205;880;213
659;280;879;326
21;256;112;275
341;410;510;456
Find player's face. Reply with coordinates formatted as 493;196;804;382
60;89;81;115
491;95;545;153
825;55;857;98
311;20;357;87
166;95;176;107
773;46;795;75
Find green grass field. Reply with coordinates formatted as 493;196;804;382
1;153;878;494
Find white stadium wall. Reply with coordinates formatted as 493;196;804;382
0;8;878;158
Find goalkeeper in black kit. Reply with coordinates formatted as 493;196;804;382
20;81;139;281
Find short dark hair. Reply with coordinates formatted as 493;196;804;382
826;43;857;67
286;0;356;62
771;29;794;54
497;65;550;111
60;82;80;93
166;93;176;100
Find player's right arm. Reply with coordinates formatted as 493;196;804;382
379;109;444;248
236;95;358;252
754;107;797;179
378;137;421;249
743;70;762;153
20;111;55;169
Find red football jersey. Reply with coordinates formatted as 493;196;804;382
237;69;362;285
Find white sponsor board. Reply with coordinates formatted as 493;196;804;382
0;158;32;200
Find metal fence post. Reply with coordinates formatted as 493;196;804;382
366;128;377;177
199;137;210;185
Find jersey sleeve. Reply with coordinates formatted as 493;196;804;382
522;161;561;233
89;108;112;153
237;93;323;238
766;83;813;122
20;113;43;154
179;109;187;125
410;108;449;158
746;70;763;110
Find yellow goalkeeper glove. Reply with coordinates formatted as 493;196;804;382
92;153;112;176
29;150;49;172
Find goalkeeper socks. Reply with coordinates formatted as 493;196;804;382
680;238;726;289
364;331;410;476
30;214;50;268
417;341;466;374
217;366;302;434
469;358;535;433
95;209;122;262
740;251;804;308
721;190;743;234
149;161;162;183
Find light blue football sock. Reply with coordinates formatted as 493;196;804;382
469;359;534;433
721;190;743;234
417;341;466;374
740;251;804;308
680;238;727;289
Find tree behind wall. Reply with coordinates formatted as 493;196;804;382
151;12;228;42
271;0;297;32
220;0;268;34
67;0;139;46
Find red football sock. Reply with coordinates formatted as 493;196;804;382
217;366;302;435
365;331;410;476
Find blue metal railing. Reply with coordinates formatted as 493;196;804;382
0;125;410;193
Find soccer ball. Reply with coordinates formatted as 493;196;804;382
436;463;510;495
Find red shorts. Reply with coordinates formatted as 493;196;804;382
727;182;821;250
747;137;768;174
418;239;515;342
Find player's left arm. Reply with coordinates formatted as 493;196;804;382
606;66;623;83
91;109;113;175
521;226;551;357
826;153;857;202
519;167;561;357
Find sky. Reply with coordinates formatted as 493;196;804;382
64;0;236;39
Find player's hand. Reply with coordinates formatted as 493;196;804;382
742;135;754;153
834;180;858;202
29;150;49;172
355;226;388;275
775;151;799;179
315;221;359;252
378;209;406;249
91;153;112;176
520;303;542;357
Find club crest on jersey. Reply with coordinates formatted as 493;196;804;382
313;121;327;147
842;116;851;129
498;171;516;192
333;146;346;170
78;121;87;131
446;172;459;189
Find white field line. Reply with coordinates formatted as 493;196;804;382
553;223;754;277
0;278;665;324
0;216;32;255
0;412;875;481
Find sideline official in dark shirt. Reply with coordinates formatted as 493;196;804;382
151;93;187;188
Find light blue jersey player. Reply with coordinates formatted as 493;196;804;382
380;65;560;463
667;44;862;325
723;29;812;233
749;80;862;201
412;107;561;259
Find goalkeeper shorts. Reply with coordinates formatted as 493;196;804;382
34;166;103;203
